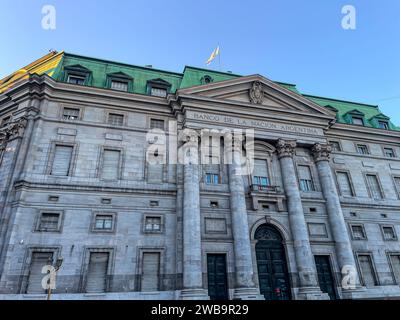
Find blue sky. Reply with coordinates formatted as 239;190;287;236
1;0;399;124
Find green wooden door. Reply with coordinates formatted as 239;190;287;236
315;255;337;300
207;254;229;300
255;225;291;300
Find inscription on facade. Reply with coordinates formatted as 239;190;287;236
186;111;323;136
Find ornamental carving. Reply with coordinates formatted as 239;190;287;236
255;225;282;241
311;143;332;162
276;139;297;159
249;81;264;104
0;117;28;148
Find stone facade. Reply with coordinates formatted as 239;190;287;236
0;58;400;300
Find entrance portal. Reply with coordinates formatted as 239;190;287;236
255;224;291;300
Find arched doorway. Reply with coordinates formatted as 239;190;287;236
255;224;291;300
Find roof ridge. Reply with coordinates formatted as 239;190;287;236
303;94;379;108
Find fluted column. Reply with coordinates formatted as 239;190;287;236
276;139;328;300
181;132;208;299
312;143;361;294
226;135;262;300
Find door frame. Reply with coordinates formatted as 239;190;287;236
314;254;339;300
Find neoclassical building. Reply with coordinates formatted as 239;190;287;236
0;51;399;300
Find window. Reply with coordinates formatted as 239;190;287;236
336;171;354;196
101;198;111;204
94;214;113;230
205;173;219;185
389;255;400;284
358;255;378;287
150;87;167;97
62;107;80;120
201;75;213;84
107;113;124;126
382;226;397;241
110;80;128;92
394;177;400;197
330;141;341;152
101;149;121;180
86;252;109;293
378;121;389;130
141;252;160;291
210;201;219;208
384;148;395;158
144;216;162;232
352;117;364;126
38;212;60;231
67;74;86;85
150;119;165;130
253;159;270;189
51;145;73;176
366;174;383;199
351;225;366;240
149;200;159;207
26;252;54;293
356;144;369;155
1;116;10;127
298;165;315;192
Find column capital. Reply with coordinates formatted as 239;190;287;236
276;139;296;159
311;143;332;162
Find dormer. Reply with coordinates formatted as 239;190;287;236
343;109;366;126
106;72;133;92
369;113;391;130
62;64;92;86
146;78;172;98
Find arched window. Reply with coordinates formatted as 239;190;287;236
201;75;213;84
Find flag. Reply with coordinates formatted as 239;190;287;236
206;46;220;65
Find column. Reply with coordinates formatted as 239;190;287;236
181;133;209;299
276;139;328;300
311;143;361;296
227;136;263;300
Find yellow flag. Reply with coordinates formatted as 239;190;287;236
206;46;220;65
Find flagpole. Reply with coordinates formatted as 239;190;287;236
218;43;221;71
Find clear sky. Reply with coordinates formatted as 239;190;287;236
1;0;399;124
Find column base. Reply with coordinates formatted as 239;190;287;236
341;286;366;299
180;289;209;300
233;287;264;300
296;287;330;300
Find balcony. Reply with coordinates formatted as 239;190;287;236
250;184;281;193
249;181;285;212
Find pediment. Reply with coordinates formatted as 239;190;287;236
177;75;335;117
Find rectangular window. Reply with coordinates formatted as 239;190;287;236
205;173;219;185
51;145;73;176
145;216;162;232
384;148;395;158
358;255;378;287
150;119;165;130
382;226;396;241
390;255;400;284
141;252;160;291
394;177;400;197
352;117;364;125
378;121;389;130
150;87;167;97
110;80;128;92
94;215;113;230
107;113;124;126
336;171;354;196
356;144;369;155
351;225;366;240
86;252;109;293
62;107;80;120
253;159;270;189
27;252;53;293
67;74;86;85
330;141;341;152
298;165;315;192
366;174;383;199
101;149;121;180
38;213;60;231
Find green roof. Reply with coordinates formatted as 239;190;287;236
50;52;398;131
